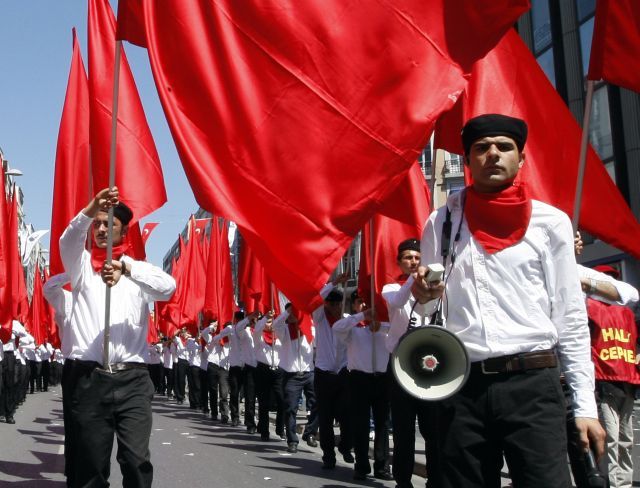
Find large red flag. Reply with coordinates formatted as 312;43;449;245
164;218;207;334
9;189;29;324
88;0;166;222
358;163;432;321
0;164;12;343
141;222;159;245
117;0;528;310
27;264;48;346
588;0;640;93
203;218;236;324
435;30;640;259
43;267;62;349
50;30;91;277
237;235;279;313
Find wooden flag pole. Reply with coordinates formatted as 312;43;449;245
572;79;595;231
368;219;377;373
102;40;122;372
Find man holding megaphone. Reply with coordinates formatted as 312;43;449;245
407;114;605;488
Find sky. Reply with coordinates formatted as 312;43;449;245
0;1;197;267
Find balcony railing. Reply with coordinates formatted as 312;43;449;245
444;158;464;175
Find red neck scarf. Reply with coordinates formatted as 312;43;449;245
263;329;274;346
464;183;531;254
90;242;130;272
396;274;410;286
325;309;339;327
288;308;313;342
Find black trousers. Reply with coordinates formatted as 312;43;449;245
41;360;50;391
163;367;174;397
229;366;244;422
389;370;436;488
242;365;257;428
255;362;285;437
29;360;42;392
175;359;188;402
283;370;317;444
433;365;570;488
0;351;17;418
68;363;154;488
349;370;390;475
206;363;229;420
199;368;209;411
187;365;202;408
314;368;352;462
61;359;76;486
149;364;163;393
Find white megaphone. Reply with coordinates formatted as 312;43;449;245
391;326;470;401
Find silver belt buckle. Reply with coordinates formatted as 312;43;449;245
480;361;499;375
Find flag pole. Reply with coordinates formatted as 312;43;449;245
572;79;595;232
341;244;353;316
430;148;438;210
102;40;123;372
368;219;377;374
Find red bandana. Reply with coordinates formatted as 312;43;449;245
90;242;131;272
464;183;531;254
262;329;274;346
325;309;339;327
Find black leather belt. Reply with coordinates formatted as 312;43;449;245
471;349;557;375
73;359;147;373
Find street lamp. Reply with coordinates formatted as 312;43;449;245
5;168;23;177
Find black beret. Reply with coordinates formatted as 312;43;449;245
350;289;360;302
397;238;420;255
325;289;344;303
113;202;134;226
461;114;528;155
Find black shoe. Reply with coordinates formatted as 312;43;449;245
341;451;355;463
177;400;184;405
202;408;210;414
287;442;298;453
247;426;257;434
373;469;393;481
220;417;229;425
353;470;368;480
276;432;286;441
305;434;318;448
260;433;270;442
5;417;15;424
231;419;240;427
210;415;219;422
322;459;336;470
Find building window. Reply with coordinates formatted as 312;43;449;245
531;0;552;53
418;142;432;178
536;48;556;87
578;16;595;76
576;0;596;22
589;86;613;161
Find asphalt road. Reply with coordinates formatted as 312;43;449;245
1;385;638;487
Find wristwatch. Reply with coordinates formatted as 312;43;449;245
589;278;597;294
121;258;131;277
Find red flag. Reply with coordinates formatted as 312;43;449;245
43;267;62;349
50;30;91;277
588;0;640;93
117;0;528;310
0;164;12;343
88;0;166;222
203;218;236;324
358;164;431;321
164;218;207;334
237;236;279;314
9;190;29;324
27;264;48;346
142;222;159;245
435;30;640;259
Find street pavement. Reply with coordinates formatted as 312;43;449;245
1;385;638;487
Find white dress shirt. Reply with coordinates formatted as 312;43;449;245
383;276;428;354
419;193;595;418
333;313;390;373
4;321;28;352
162;344;174;369
213;324;243;368
313;283;348;372
60;211;176;364
186;337;202;368
202;326;231;370
253;316;281;368
43;273;72;356
577;265;639;306
148;343;162;365
173;336;189;361
273;312;315;373
235;318;257;367
22;338;37;361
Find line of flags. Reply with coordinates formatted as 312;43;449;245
2;0;640;347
